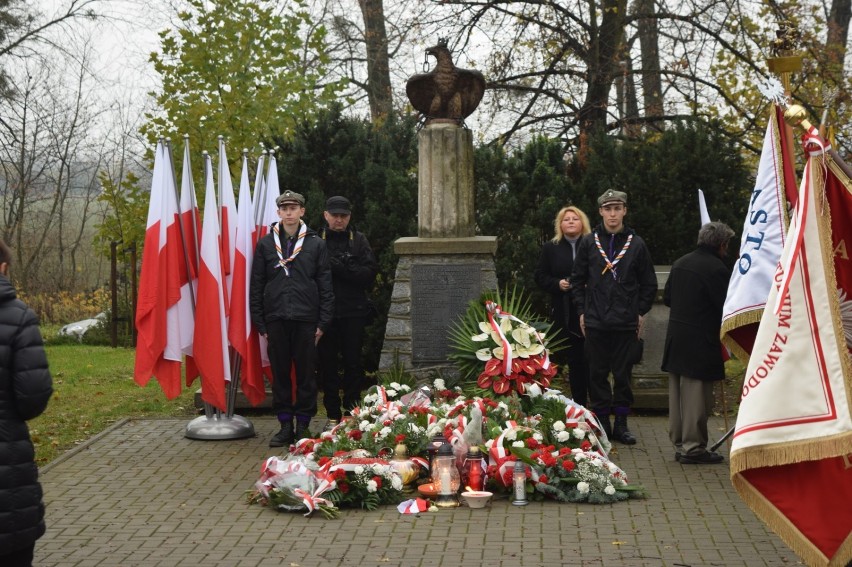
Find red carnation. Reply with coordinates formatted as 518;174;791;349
372;475;383;488
525;437;540;449
538;474;549;484
339;481;350;493
580;440;592;451
348;429;362;440
395;434;406;443
562;460;576;472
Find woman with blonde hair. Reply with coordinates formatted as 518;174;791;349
534;205;592;406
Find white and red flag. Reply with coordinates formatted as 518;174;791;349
721;105;796;360
219;139;237;304
256;154;280;377
134;141;183;398
730;129;852;567
190;156;231;411
177;140;200;383
228;154;266;406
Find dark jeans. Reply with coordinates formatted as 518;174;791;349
584;328;636;414
266;319;318;418
1;543;35;567
319;316;368;420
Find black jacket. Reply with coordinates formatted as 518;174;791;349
661;245;730;381
319;225;378;319
571;224;657;331
0;275;52;553
249;223;334;335
534;237;582;337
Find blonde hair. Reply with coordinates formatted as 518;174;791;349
551;206;591;243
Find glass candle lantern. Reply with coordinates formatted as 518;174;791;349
390;443;419;493
431;440;460;507
426;433;446;477
461;446;485;491
511;460;528;506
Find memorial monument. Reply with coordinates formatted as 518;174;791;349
379;39;497;376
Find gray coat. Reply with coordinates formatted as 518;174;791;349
0;275;52;553
661;246;730;381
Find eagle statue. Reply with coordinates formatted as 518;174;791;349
405;39;486;126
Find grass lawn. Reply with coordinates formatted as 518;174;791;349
30;344;198;465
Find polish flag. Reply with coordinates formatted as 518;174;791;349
191;155;231;411
256;154;280;376
134;141;183;398
251;153;266;236
176;140;200;382
228;154;265;406
219;139;237;305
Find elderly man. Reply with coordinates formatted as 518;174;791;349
571;189;657;444
317;196;378;428
663;221;735;464
250;190;334;447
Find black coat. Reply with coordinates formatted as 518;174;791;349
250;223;334;335
661;245;730;381
0;275;52;553
571;224;657;331
534;237;582;337
319;226;377;319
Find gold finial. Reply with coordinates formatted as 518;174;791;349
783;104;813;131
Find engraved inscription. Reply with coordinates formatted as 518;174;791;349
411;264;481;363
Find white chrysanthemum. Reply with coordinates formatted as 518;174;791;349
391;475;403;491
378;426;392;439
408;423;421;433
533;432;543;441
577;482;590;494
390;382;401;390
604;484;616;495
433;378;446;391
363;393;377;405
556;430;571;442
553;421;566;432
572;428;586;439
504;428;518;441
359;420;371;431
354;465;365;475
393;413;406;421
366;480;378;493
512;441;524;448
426;424;442;437
399;384;411;392
386;389;397;398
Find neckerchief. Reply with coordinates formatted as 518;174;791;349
594;231;632;280
272;221;306;276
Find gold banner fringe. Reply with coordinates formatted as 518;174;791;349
730;433;852;475
720;309;764;362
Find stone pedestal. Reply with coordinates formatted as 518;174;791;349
417;124;475;238
379;237;498;377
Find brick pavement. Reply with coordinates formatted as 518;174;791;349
35;416;802;567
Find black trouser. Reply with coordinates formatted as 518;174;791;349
266;319;318;419
584;328;636;414
319;316;368;420
563;333;590;407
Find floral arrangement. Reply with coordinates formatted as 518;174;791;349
449;288;562;397
321;460;405;512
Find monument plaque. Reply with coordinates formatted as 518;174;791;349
411;264;481;363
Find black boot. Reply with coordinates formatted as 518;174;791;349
269;420;294;448
613;414;637;445
295;419;311;441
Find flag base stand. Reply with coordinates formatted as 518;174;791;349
185;413;255;440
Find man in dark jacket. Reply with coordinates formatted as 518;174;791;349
662;221;734;464
0;239;52;567
571;189;657;444
317;196;378;427
250;191;334;447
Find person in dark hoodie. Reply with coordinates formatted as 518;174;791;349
0;239;53;567
250;191;334;448
571;189;657;445
317;196;377;429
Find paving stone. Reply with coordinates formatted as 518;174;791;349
33;416;803;566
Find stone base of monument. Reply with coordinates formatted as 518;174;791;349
379;236;498;380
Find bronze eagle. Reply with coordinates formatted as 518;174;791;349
405;39;486;126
